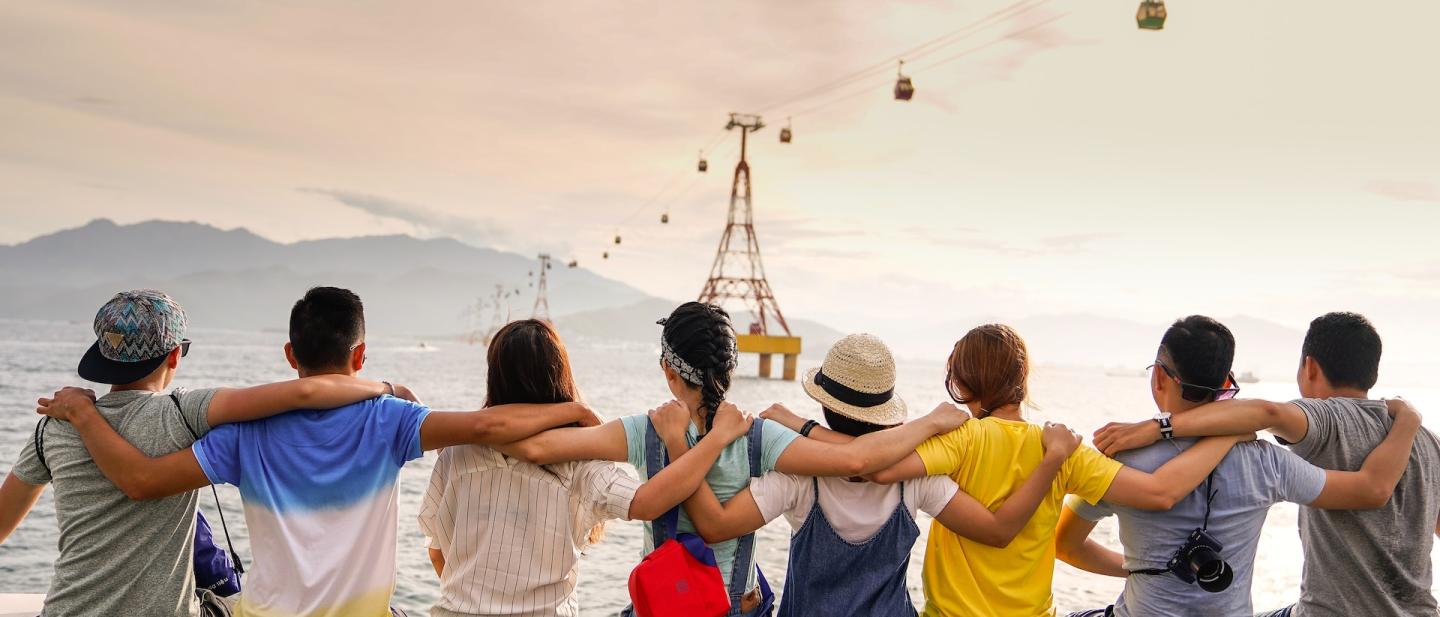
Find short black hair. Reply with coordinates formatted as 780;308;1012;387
1302;312;1381;390
822;408;894;438
1159;315;1235;390
289;286;365;371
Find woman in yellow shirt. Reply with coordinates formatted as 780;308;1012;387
872;324;1248;617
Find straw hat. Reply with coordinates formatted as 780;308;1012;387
802;333;907;426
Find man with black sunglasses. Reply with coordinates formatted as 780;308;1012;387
1055;315;1421;617
1094;312;1440;617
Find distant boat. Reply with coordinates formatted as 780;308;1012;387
1105;367;1146;378
1237;371;1260;384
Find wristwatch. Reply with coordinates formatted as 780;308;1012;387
1153;411;1174;440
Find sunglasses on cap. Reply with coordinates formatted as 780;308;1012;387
1148;359;1240;403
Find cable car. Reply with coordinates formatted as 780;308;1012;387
603;251;610;260
614;234;622;245
1137;0;1166;29
697;151;708;173
894;61;915;101
779;117;792;143
661;212;669;224
567;260;578;268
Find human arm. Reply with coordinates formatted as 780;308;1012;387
1093;399;1309;457
1306;399;1421;509
934;423;1080;547
1054;504;1128;577
773;403;970;477
759;404;853;445
428;548;445;577
36;390;212;499
867;452;931;485
1101;434;1250;510
0;473;44;545
207;375;400;426
419;402;602;451
493;419;630;465
626;401;753;521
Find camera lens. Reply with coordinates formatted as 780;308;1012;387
1188;546;1233;592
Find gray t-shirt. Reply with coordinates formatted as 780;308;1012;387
1285;397;1440;617
1069;438;1326;617
9;388;217;617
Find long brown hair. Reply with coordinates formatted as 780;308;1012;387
946;324;1030;419
485;319;579;407
483;319;604;544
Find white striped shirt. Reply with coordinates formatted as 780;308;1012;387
418;445;640;617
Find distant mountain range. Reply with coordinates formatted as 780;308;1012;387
0;219;845;349
0;219;652;337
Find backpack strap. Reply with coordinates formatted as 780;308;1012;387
727;419;769;599
643;419;680;544
33;417;52;473
171;391;245;575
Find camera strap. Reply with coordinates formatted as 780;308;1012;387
1128;471;1218;577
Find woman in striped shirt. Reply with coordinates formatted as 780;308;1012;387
418;319;753;617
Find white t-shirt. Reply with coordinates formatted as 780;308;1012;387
749;472;959;543
418;444;640;617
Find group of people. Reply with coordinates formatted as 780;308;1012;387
0;286;1435;617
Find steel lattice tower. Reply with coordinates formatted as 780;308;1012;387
698;113;793;337
532;253;552;322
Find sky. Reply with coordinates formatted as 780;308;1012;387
1;1;1437;370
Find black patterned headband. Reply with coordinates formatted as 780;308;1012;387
661;340;705;386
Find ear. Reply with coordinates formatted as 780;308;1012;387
660;362;678;385
1302;356;1323;385
352;342;366;371
166;346;182;369
284;342;300;370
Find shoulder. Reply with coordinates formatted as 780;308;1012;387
758;418;799;444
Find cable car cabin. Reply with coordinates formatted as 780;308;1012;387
698;152;708;173
603;251;610;259
1137;0;1166;29
779;127;792;143
894;76;915;101
661;213;669;224
613;235;622;245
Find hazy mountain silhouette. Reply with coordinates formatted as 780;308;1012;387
0;219;649;336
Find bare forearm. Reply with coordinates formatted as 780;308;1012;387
428;548;445;577
630;438;727;520
475;402;586;445
1060;539;1128;577
212;375;390;425
848;419;941;475
0;473;44;545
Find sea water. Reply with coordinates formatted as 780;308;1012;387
1;318;1436;614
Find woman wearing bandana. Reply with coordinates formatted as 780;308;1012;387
497;303;971;616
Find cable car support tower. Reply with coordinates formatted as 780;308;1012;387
698;113;802;380
532;253;552;323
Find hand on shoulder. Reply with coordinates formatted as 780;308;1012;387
924;402;972;434
710;402;754;444
36;386;98;422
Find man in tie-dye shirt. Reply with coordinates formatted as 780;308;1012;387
38;287;601;617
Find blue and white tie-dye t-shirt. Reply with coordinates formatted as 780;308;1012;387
193;395;430;617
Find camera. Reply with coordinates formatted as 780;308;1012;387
1165;528;1233;593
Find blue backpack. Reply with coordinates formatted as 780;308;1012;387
32;392;245;601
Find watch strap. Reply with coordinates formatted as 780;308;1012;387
1155;416;1174;440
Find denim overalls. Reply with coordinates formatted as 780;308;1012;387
776;478;921;617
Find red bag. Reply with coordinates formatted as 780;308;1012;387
628;533;731;617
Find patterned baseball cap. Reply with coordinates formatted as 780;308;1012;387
78;289;189;384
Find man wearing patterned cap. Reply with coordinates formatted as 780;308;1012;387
0;289;400;617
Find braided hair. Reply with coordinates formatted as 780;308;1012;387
659;302;738;436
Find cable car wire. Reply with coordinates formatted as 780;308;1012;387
752;0;1052;114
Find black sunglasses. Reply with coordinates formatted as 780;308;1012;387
178;339;191;358
1149;359;1240;403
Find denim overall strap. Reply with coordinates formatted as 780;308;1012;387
723;419;771;614
776;478;921;617
643;420;680;543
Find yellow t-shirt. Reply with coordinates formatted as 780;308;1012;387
914;416;1123;617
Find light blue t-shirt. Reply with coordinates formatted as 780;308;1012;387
191;395;431;616
1068;438;1327;617
619;415;800;591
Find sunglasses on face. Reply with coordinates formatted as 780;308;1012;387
1149;359;1240;403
